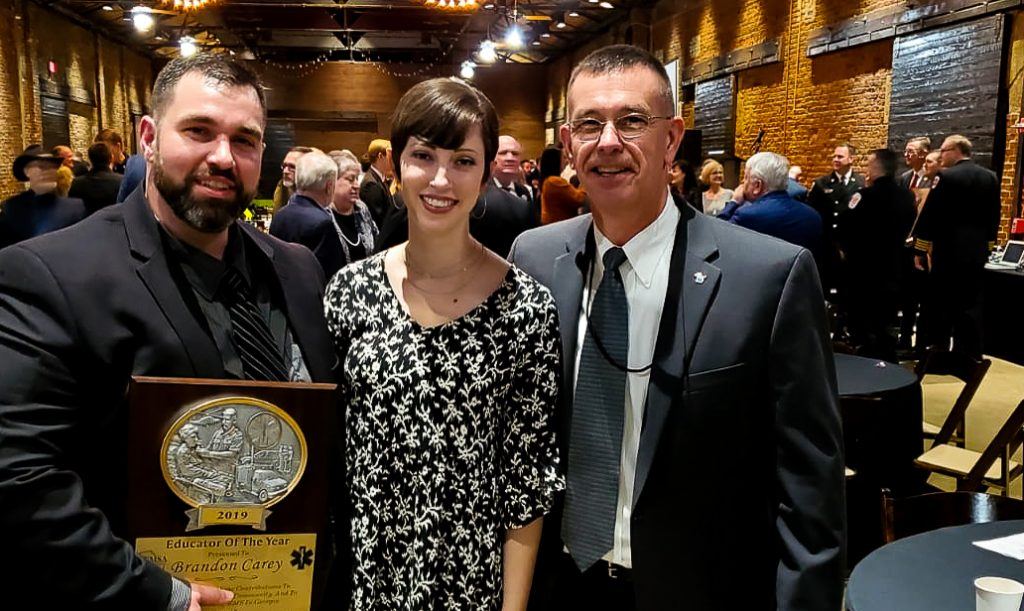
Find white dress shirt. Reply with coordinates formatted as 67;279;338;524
573;194;679;568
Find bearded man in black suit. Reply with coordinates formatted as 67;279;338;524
0;53;335;610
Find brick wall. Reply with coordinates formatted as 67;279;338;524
0;0;153;199
258;61;548;161
548;0;1024;232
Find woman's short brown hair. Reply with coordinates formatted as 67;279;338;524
390;77;499;184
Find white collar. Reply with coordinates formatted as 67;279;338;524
370;166;385;182
493;176;514;190
835;169;852;182
594;192;679;289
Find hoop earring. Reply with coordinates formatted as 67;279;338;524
471;193;488;219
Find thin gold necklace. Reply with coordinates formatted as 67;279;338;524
404;243;486;304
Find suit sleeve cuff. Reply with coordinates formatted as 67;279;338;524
168;577;191;611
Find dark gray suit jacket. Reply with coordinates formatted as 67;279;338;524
509;199;845;610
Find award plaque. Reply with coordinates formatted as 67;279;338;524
126;377;337;610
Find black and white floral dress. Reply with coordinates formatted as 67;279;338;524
324;252;564;610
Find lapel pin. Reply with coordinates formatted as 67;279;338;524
693;272;707;284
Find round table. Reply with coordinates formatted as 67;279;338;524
835;354;924;564
835;353;918;397
847;520;1024;610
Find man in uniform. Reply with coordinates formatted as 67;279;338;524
807;143;865;313
913;134;1001;359
837;149;916;361
0;54;335;609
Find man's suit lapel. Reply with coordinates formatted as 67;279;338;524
123;189;223;377
633;203;720;507
247;225;335;383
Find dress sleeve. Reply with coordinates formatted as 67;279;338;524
500;286;565;530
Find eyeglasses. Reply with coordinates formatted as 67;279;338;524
568;113;671;142
281;163;296;171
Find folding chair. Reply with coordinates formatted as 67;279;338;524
915;398;1024;497
914;348;991;448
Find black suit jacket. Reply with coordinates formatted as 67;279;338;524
69;169;123;215
837;176;916;287
359;169;394;228
470;184;538;257
913;158;1001;277
0;189;86;249
0;189;335;608
509;197;845;610
269;193;346;280
374;187;537;257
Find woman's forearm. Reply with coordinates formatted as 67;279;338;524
501;517;543;611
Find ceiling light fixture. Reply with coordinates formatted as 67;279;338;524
101;4;113;10
599;1;613;7
423;0;480;11
568;10;579;17
130;6;154;32
555;21;566;28
460;61;476;79
505;25;523;49
532;40;541;46
478;39;497;63
179;35;197;57
541;32;551;38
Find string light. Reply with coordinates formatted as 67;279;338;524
179;36;197;57
460;61;475;79
477;39;497;63
131;7;154;33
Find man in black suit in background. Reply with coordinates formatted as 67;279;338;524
913;134;1001;359
900;136;934;190
807;142;865;310
359;139;394;227
0;54;335;610
0;144;86;249
69;142;123;215
492;135;536;213
510;44;843;611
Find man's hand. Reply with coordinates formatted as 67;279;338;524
188;582;234;610
731;182;746;203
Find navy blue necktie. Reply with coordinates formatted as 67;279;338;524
562;247;629;571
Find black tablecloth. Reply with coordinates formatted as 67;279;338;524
835;354;922;492
835;354;925;564
847;520;1024;611
983;267;1024;366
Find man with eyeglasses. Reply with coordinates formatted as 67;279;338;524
510;44;843;611
273;145;315;213
912;134;1000;359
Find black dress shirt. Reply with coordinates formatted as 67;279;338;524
160;222;309;381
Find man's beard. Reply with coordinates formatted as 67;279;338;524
152;149;253;233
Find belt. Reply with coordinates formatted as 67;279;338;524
594;559;632;581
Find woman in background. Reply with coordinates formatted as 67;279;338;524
328;149;378;266
700;158;733;215
539;145;586;224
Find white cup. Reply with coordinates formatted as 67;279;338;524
976;576;1024;611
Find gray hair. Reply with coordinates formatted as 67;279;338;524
329;149;361;176
295;151;338;192
745;152;790;192
568;44;674;115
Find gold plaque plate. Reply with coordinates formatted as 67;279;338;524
136;533;317;609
